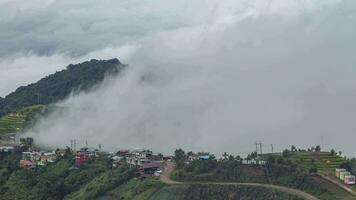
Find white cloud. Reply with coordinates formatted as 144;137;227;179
1;0;356;156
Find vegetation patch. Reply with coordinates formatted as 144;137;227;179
151;184;304;200
0;105;44;137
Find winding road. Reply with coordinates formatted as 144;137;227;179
160;161;320;200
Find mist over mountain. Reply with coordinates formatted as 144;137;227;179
0;58;124;116
1;0;356;156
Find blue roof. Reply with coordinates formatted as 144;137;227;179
199;155;210;160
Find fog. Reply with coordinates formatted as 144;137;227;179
1;0;356;156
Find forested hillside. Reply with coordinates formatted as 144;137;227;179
0;58;125;116
0;152;304;200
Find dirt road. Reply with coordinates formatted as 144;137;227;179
160;161;320;200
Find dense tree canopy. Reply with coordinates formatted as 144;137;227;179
0;58;125;116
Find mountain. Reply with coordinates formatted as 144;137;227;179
0;58;125;116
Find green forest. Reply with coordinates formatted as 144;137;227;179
0;58;125;116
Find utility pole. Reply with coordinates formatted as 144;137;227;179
74;139;77;152
259;142;263;155
85;140;88;147
271;144;274;154
254;142;259;153
321;136;324;150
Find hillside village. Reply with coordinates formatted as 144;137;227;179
0;109;356;200
0;137;172;179
2;135;356;200
1;137;356;185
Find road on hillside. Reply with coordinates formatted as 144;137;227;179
319;173;356;196
160;161;320;200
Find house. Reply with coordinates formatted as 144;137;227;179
20;160;36;170
163;156;173;161
132;148;151;159
199;155;210;160
127;157;151;167
75;151;90;167
335;168;346;178
112;160;125;168
117;149;130;157
139;162;162;175
111;155;124;168
188;154;199;161
0;146;15;153
22;151;34;160
80;147;99;157
44;152;57;163
344;175;356;185
8;112;20;117
37;159;47;166
147;153;161;161
112;155;124;161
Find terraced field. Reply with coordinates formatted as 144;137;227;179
289;152;345;171
0;114;24;135
269;151;345;172
0;105;44;137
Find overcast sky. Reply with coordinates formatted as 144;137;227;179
1;0;356;156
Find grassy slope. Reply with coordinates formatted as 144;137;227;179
265;152;354;200
268;152;345;172
0;105;44;136
312;177;356;200
103;178;164;200
103;182;307;200
150;184;304;200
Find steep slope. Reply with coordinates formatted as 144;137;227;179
0;105;44;137
0;58;126;116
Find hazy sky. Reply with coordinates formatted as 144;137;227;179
1;0;356;156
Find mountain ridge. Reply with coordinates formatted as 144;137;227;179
0;58;125;116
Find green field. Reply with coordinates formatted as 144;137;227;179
150;184;304;200
0;105;44;137
268;151;345;172
106;177;164;200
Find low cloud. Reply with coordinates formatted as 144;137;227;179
1;0;356;156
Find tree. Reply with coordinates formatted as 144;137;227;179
282;149;290;158
330;149;336;156
315;145;321;152
235;155;243;163
291;145;297;152
222;152;229;160
266;154;275;164
19;137;34;150
187;151;194;156
341;161;352;172
309;167;318;174
174;149;186;163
